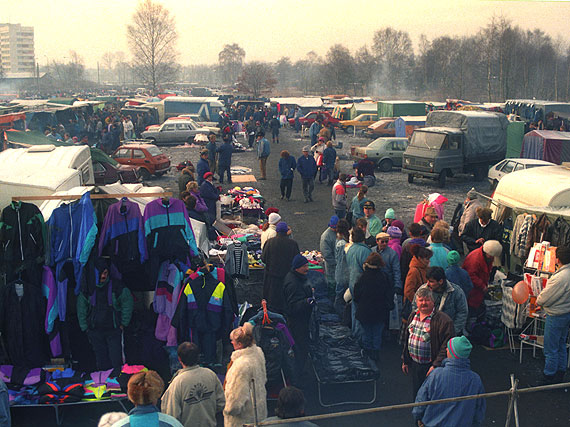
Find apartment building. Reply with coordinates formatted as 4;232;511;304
0;23;35;77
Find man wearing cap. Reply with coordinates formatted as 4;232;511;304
216;134;234;184
413;336;485;427
413;267;468;335
331;174;347;219
363;201;382;247
461;207;503;254
196;150;211;186
206;132;218;178
459;189;483;236
256;130;271;180
199;172;220;226
419;207;438;236
297;146;317;203
402;287;455;400
283;254;315;375
462;240;502;317
320;216;339;294
445;251;473;299
536;246;570;384
262;222;300;313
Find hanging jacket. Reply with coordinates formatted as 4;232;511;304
153;261;184;345
98;198;147;267
41;266;62;357
225;241;249;278
47;192;98;320
0;201;46;279
546;216;570;248
0;279;48;367
526;213;551;254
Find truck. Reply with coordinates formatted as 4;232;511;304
402;110;508;188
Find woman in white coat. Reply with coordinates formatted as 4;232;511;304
223;323;267;427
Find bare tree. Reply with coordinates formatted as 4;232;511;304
274;57;293;90
237;62;276;97
218;43;245;85
126;0;179;94
355;45;378;94
372;27;413;94
47;51;86;90
323;44;355;93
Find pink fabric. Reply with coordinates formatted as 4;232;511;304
388;238;402;259
414;203;427;223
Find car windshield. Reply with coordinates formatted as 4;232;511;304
409;132;446;149
146;146;162;156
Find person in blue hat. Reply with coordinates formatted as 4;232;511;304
283;254;315;376
413;336;486;427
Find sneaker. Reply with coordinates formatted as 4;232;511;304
280;195;284;200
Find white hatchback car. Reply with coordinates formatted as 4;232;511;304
488;158;555;190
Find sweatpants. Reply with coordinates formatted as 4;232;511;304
88;328;123;370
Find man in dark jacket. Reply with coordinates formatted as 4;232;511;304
77;258;134;370
216;135;234;184
205;132;217;177
283;254;314;376
177;167;194;197
196;150;210;186
199;172;220;225
270;115;280;143
402;287;454;400
461;207;502;254
297;146;317;203
322;141;337;185
262;222;300;313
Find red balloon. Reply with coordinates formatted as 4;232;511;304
512;281;529;304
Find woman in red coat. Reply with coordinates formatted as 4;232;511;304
462;240;502;317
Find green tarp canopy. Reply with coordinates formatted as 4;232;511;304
5;130;72;147
93;96;119;103
506;121;525;158
90;147;118;166
378;101;426;118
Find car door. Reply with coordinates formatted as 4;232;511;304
113;147;132;165
132;148;151;172
391;139;408;166
497;160;516;180
176;122;194;142
160;123;177;143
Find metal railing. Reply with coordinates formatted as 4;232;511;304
245;375;570;427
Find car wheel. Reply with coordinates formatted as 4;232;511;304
407;174;414;184
140;168;151;180
437;171;447;188
345;126;354;134
378;159;393;172
155;171;165;177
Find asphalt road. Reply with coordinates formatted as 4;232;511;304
12;127;570;426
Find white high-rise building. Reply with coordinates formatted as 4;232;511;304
0;23;35;77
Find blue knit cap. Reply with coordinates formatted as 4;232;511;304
291;254;308;270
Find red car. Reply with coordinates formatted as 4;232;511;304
288;111;340;127
113;143;171;180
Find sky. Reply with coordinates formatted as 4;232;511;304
2;0;570;68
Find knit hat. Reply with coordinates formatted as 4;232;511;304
447;336;473;359
384;208;396;219
391;219;405;232
447;250;461;266
268;213;281;225
387;226;402;239
375;232;390;240
291;254;308;270
203;171;213;179
467;189;478;200
302;145;311;152
329;215;339;228
276;222;288;234
483;240;502;257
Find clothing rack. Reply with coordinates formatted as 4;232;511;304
12;191;173;202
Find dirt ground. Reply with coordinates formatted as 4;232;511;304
12;127;570;426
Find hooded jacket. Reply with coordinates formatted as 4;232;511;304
462;247;493;309
404;256;429;303
353;268;394;324
223;345;267;427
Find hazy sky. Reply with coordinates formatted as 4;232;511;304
2;0;570;68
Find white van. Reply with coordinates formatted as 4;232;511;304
492;165;570;209
0;145;94;209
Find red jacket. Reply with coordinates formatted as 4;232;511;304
462;247;492;309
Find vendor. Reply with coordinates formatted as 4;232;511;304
461;207;502;254
355;158;375;181
536;246;570;385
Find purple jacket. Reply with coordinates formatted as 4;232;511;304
190;190;208;213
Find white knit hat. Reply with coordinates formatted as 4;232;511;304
268;213;281;225
483;240;502;257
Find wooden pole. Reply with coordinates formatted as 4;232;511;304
12;191;172;202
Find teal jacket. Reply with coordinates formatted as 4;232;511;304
77;279;133;332
346;242;372;293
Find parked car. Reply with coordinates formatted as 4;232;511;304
488;158;555;190
351;137;409;172
113;143;171;180
287;111;340;127
339;113;378;133
365;118;396;138
141;119;209;145
93;160;141;185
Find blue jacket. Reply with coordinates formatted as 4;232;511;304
216;142;233;167
375;246;402;290
199;180;220;219
413;357;486;427
196;158;210;185
323;146;336;167
297;155;317;179
257;137;271;158
279;156;296;179
346;242;372;293
309;122;321;141
430;242;449;269
446;265;474;299
350;196;368;220
113;404;183;427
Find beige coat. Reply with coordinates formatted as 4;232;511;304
537;264;570;316
459;199;482;235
